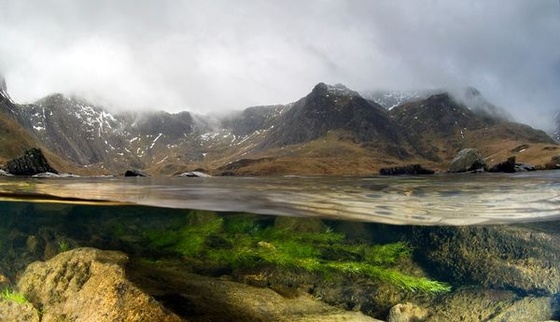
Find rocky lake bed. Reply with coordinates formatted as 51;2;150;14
0;200;559;321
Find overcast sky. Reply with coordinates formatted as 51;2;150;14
1;0;559;130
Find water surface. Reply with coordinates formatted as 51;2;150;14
0;171;559;225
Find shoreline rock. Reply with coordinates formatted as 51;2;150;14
380;164;435;175
124;169;149;177
448;148;487;173
6;148;58;176
489;156;536;173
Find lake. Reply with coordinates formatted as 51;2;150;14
1;172;560;321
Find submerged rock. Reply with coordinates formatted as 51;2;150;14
17;248;183;322
128;259;383;322
6;148;58;176
413;224;560;295
379;164;435;175
424;287;559;322
13;247;383;322
0;300;40;322
387;302;427;322
448;148;487;173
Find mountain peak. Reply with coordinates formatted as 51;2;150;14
0;74;14;104
312;82;359;97
0;74;6;92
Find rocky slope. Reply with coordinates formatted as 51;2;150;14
0;77;557;175
0;77;86;174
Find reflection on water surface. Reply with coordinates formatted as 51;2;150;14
1;171;559;225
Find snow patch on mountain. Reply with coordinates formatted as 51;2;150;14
150;133;163;149
362;89;442;110
325;83;360;97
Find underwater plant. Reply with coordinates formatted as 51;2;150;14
146;213;451;294
1;288;28;304
57;240;70;253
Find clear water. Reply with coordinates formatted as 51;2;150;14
1;172;560;321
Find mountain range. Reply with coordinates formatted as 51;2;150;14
0;76;558;176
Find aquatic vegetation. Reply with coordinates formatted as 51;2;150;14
145;213;451;294
1;288;28;304
57;240;70;253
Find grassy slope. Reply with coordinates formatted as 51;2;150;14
194;128;559;176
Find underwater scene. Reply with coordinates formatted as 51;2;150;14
1;173;560;321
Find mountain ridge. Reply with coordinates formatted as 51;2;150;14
0;79;557;176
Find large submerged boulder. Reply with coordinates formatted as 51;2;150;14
6;148;58;176
448;148;487;173
14;247;381;322
17;248;182;322
413;224;560;295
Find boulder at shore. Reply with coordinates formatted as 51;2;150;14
6;148;58;176
124;169;149;177
448;148;487;173
490;156;536;173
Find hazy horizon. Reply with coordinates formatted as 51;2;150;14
1;1;559;130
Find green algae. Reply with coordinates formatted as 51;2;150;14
1;288;28;304
146;212;451;294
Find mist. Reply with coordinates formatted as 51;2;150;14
1;1;559;130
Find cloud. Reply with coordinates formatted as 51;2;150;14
0;0;559;130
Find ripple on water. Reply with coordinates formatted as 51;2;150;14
0;171;559;225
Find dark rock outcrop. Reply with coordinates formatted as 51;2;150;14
379;164;435;175
545;155;560;170
124;169;148;177
490;156;516;173
490;156;536;173
448;148;487;173
6;148;58;176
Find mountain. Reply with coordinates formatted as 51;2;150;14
13;94;131;166
1;79;557;176
391;93;554;162
212;84;555;175
259;83;402;151
391;93;494;161
5;94;218;173
364;87;513;123
0;77;92;173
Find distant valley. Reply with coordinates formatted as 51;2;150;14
0;77;558;176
